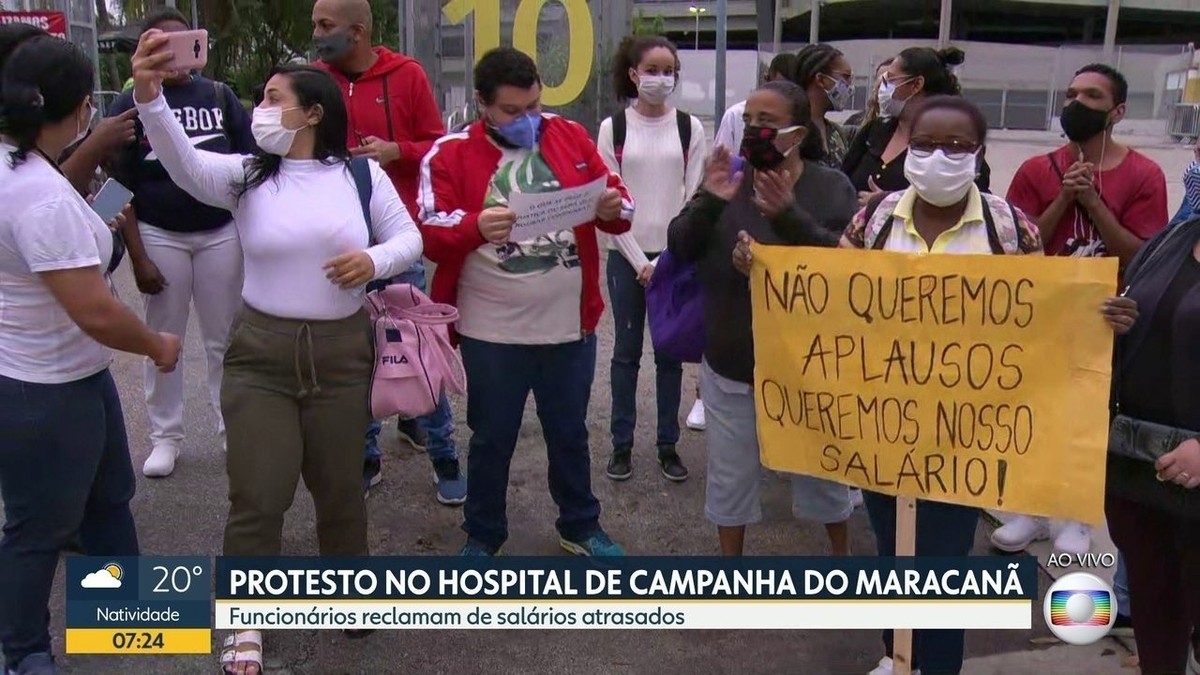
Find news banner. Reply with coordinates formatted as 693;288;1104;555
62;556;1043;652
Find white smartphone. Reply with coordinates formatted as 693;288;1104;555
90;178;134;224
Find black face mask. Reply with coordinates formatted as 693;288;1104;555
314;31;355;63
740;125;799;170
1060;100;1111;143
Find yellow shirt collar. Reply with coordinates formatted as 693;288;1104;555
892;185;984;228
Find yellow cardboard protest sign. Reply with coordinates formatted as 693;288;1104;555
749;245;1118;524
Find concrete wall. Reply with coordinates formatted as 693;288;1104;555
794;39;1187;126
672;49;764;120
669;39;1188;129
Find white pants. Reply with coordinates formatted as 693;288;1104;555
140;222;243;446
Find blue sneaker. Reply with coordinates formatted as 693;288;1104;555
432;457;467;506
459;539;497;556
560;529;624;556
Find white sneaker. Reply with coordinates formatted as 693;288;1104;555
851;488;864;508
868;657;894;675
1053;521;1092;556
867;656;920;675
1188;644;1200;675
142;442;179;478
686;399;706;431
989;515;1049;553
217;429;227;453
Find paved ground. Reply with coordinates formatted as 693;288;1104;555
15;135;1192;674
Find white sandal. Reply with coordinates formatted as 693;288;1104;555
219;630;262;674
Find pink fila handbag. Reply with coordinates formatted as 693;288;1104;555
365;283;466;419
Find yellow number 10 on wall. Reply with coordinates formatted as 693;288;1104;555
443;0;595;107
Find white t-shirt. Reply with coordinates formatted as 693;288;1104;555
714;100;747;152
597;107;706;269
0;144;114;384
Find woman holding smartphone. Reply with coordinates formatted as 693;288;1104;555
131;30;421;673
107;8;256;478
0;36;180;675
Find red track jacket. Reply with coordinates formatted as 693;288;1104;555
417;116;634;344
316;47;445;218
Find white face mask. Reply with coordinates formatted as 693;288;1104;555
636;74;675;105
252;106;304;156
903;147;978;207
877;78;912;119
71;99;95;148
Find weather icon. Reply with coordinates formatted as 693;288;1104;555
80;562;124;589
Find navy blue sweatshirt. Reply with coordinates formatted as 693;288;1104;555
108;76;255;233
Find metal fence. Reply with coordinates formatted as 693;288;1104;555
1169;103;1200;141
2;0;100;91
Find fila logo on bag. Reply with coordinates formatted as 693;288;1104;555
366;283;467;420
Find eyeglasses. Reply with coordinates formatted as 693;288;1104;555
880;74;912;88
909;139;980;160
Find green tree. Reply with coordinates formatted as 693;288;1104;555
632;10;665;37
111;0;399;100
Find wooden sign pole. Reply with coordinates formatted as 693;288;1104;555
892;496;918;675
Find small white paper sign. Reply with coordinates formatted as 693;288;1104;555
507;176;607;241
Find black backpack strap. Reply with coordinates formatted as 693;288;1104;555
349;158;374;244
612;109;627;169
676;109;692;168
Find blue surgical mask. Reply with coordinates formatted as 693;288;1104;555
491;112;542;149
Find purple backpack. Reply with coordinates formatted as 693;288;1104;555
646;249;704;363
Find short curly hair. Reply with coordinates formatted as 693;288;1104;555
474;47;541;105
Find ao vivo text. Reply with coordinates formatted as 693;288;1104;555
1046;552;1117;568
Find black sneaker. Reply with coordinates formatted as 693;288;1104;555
343;628;374;639
363;457;381;496
396;418;428;451
658;447;689;482
606;450;632;481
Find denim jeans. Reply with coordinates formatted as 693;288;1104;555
863;491;980;675
364;259;457;463
0;370;139;670
1114;550;1131;618
606;254;682;453
459;335;601;551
